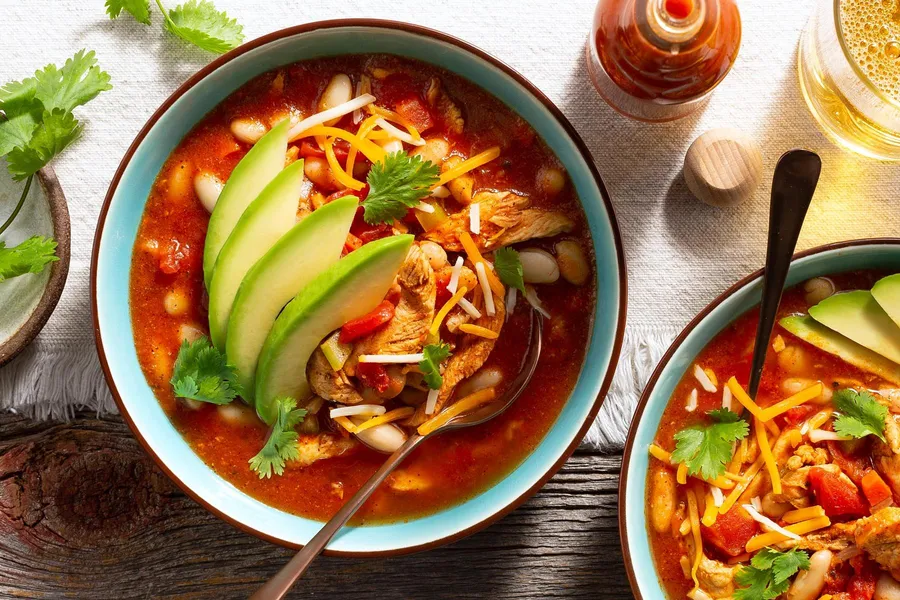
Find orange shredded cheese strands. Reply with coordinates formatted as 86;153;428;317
686;488;702;591
430;286;468;336
783;505;826;524
701;491;718;527
418;387;496;436
346;114;381;176
759;382;824;421
353;407;416;433
437;147;501;187
301;125;386;163
459;323;499;339
333;416;357;433
366;104;422;141
755;417;782;495
720;454;766;514
676;463;688;485
727;377;766;420
324;139;366;191
458;232;505;297
647;444;734;489
808;408;833;431
745;516;831;553
648;443;672;463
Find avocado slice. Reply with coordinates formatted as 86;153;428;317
781;315;900;385
872;274;900;329
207;159;306;349
226;196;358;398
254;234;414;424
808;290;900;365
202;120;289;288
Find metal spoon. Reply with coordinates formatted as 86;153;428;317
251;309;543;600
747;149;822;399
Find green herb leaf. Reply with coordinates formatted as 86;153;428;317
162;0;244;54
6;110;82;180
170;336;242;405
493;247;525;293
833;388;888;442
249;397;308;479
419;342;451;390
33;50;113;114
362;151;440;225
0;236;58;282
0;107;40;157
671;408;749;481
734;548;810;600
105;0;152;24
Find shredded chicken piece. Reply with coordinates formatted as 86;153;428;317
874;414;900;498
790;522;855;553
777;464;840;508
290;434;357;468
856;507;900;579
785;444;830;470
307;348;364;405
696;556;736;599
423;191;574;252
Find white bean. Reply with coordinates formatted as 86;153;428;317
804;277;836;306
178;323;205;344
456;367;503;399
380;137;404;154
536;166;566;197
352;421;407;453
217;403;256;425
412;138;450;165
419;241;448;270
787;549;831;600
649;467;676;534
519;249;560;284
164;289;189;316
875;573;900;600
304;157;342;191
167;161;194;203
230;118;268;144
556;240;589;286
319;74;353;126
193;172;224;214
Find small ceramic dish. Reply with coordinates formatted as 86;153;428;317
92;20;627;555
0;167;70;366
619;238;900;599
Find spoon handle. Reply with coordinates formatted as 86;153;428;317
747;149;822;399
250;433;427;600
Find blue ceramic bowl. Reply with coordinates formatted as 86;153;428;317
620;239;900;598
91;20;626;555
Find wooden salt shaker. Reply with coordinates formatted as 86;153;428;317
683;128;763;207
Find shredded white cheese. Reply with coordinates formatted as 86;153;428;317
448;256;464;294
476;262;496;316
330;404;387;418
506;287;517;321
470;202;481;235
722;385;733;411
751;496;763;512
352;79;366;124
711;486;725;508
425;389;440;415
458;297;482;319
415;201;435;213
358;353;425;364
685;389;698;412
809;430;853;443
288;94;376;140
523;285;551;318
742;503;801;540
694;364;717;393
800;421;810;435
375;118;426;146
431;185;451;198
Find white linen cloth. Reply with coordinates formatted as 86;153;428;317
1;0;898;450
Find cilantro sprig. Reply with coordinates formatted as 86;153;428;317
0;50;111;282
419;342;451;390
734;548;810;600
833;388;888;442
671;408;749;481
494;247;525;293
361;151;440;225
249;397;308;479
106;0;244;54
170;337;242;405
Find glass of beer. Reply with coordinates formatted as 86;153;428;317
799;0;900;160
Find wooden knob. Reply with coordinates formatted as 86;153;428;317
683;128;763;208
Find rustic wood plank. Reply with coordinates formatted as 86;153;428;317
0;413;631;599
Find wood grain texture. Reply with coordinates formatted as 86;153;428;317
0;413;631;599
683;128;763;208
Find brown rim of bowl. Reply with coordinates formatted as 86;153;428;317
0;166;71;367
90;18;628;557
618;237;900;599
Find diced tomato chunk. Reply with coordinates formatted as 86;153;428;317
342;233;362;256
299;140;325;158
780;404;815;426
435;269;452;308
809;467;868;519
358;225;393;244
844;555;877;600
159;239;194;274
828;440;872;487
861;469;893;507
395;96;434;132
357;362;390;393
326;188;360;204
700;506;758;557
339;300;395;343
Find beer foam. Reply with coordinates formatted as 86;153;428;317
841;0;900;104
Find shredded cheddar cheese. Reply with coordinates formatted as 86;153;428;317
755;417;782;495
459;323;499;339
458;231;505;296
744;516;831;553
345;114;381;176
324;139;366;191
701;491;718;527
353;407;416;433
759;382;825;422
720;454;766;515
686;488;702;591
728;377;766;420
808;408;834;431
418;387;496;436
333;416;357;433
436;146;501;187
649;444;672;463
366;104;422;141
430;286;469;336
783;505;826;524
301;125;386;163
677;463;688;485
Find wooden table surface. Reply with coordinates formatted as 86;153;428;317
0;412;632;599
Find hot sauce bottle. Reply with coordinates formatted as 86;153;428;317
586;0;741;122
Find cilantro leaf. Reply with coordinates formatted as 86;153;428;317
671;408;749;480
0;107;41;157
33;50;113;114
249;397;308;479
494;247;526;293
833;388;888;442
162;0;245;54
105;0;152;24
734;548;810;600
6;110;82;180
361;151;440;224
0;236;58;282
0;78;38;112
419;342;452;390
170;336;242;405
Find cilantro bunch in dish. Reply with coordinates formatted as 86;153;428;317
0;50;111;282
